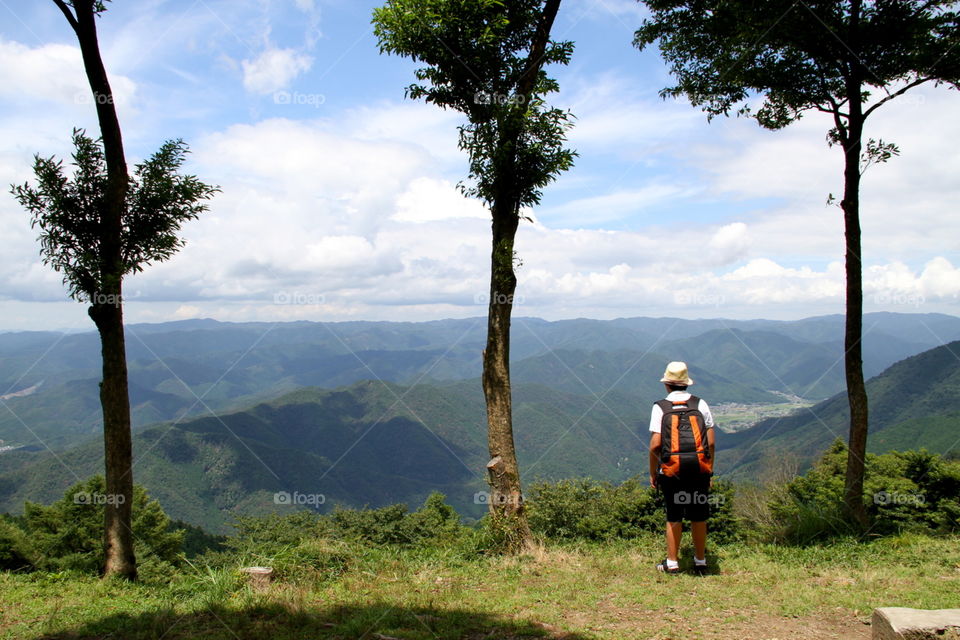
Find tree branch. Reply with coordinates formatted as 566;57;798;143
51;0;80;33
830;101;849;146
516;0;562;100
816;104;849;118
864;75;934;118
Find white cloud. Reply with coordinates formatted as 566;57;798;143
539;183;693;228
562;72;700;155
704;222;751;266
393;178;488;223
0;38;137;108
242;47;313;95
1;5;958;331
690;84;960;264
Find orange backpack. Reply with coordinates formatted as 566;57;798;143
657;395;713;478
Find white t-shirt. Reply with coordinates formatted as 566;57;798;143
648;391;715;434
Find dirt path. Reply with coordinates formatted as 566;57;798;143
550;605;871;639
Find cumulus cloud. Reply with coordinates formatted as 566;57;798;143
242;47;313;95
705;222;750;266
0;38;137;107
1;6;958;330
392;178;488;223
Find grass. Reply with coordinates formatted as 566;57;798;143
2;532;959;640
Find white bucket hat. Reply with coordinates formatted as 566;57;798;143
660;361;693;386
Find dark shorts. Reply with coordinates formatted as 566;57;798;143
659;474;711;522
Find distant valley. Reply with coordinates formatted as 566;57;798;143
1;312;958;532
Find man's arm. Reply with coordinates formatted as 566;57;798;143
706;427;716;485
649;432;661;488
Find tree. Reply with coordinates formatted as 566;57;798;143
635;0;959;527
373;0;575;550
20;475;185;574
12;126;216;580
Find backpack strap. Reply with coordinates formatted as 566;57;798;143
655;398;674;413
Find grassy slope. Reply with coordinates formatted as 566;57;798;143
1;534;958;640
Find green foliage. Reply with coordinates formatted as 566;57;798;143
171;519;227;558
527;475;739;544
0;515;33;571
226;492;466;552
767;440;960;543
12;475;184;574
634;0;960;131
859;138;900;175
329;491;467;546
372;0;576;211
10;129;218;302
201;493;469;584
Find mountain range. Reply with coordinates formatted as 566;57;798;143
1;312;958;532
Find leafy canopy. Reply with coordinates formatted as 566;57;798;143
11;129;218;302
634;0;960;134
373;0;576;210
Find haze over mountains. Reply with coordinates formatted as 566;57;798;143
1;312;958;532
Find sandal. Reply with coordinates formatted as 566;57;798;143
656;559;680;574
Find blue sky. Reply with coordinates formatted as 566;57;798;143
0;0;958;331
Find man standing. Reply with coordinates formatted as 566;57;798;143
648;361;716;575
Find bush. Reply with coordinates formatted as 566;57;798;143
196;492;471;585
527;475;739;544
0;516;34;571
767;440;960;543
208;492;468;566
173;519;227;558
328;492;467;547
16;475;184;574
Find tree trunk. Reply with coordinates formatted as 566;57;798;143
840;113;870;530
57;0;137;578
89;296;137;580
481;208;534;552
475;0;563;554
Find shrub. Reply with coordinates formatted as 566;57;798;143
17;475;184;574
0;516;34;571
213;492;467;562
527;475;739;543
325;492;467;547
173;519;227;558
767;440;960;543
199;492;470;585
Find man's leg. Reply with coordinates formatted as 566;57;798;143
666;521;682;561
691;520;707;560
